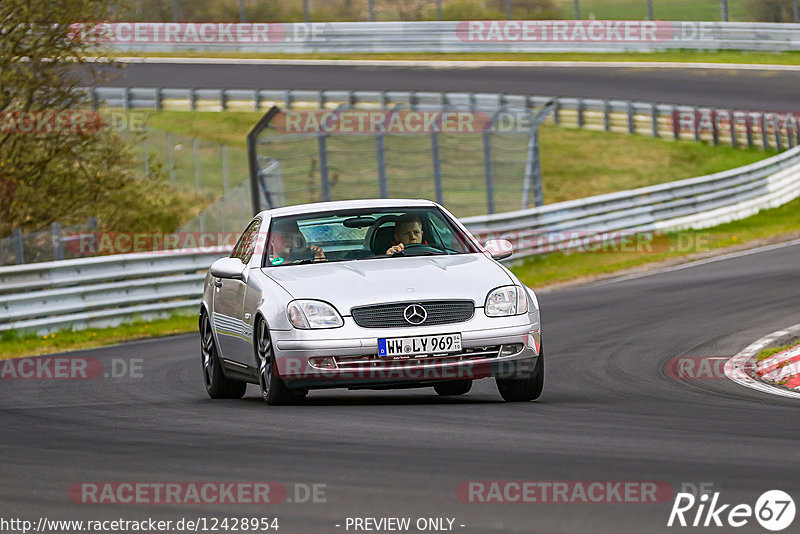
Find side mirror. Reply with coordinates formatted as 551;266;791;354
210;257;246;280
484;239;514;260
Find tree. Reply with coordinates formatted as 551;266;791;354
0;0;196;238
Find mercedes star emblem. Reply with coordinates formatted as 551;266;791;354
403;304;427;325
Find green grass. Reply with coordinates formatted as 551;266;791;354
0;313;198;359
113;50;800;65
757;341;800;361
511;195;800;287
553;0;749;21
138;110;772;217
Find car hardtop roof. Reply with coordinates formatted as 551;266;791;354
255;199;439;220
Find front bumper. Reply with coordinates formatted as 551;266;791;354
271;317;541;390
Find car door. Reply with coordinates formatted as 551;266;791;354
212;218;261;367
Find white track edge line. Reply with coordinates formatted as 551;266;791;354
724;322;800;399
593;238;800;287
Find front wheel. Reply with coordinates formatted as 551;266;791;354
496;348;544;402
255;320;296;405
200;313;246;399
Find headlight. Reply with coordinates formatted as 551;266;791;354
287;300;344;329
485;286;529;317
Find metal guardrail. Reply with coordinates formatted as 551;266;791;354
0;248;230;334
3;145;799;335
94;21;800;53
92;87;799;151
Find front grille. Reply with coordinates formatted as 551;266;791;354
351;300;475;328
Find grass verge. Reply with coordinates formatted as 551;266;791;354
0;313;198;359
114;50;800;66
757;339;800;362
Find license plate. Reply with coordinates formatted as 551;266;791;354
378;333;462;357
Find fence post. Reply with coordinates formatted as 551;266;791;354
318;134;331;202
577;98;585;128
627;101;635;134
12;228;24;265
651;103;659;138
712;110;719;146
603;100;611;131
431;133;443;205
761;115;769;150
222;145;230;194
167;132;176;185
550;98;558;126
143;136;150;176
51;222;63;261
368;0;375;21
155;87;163;111
376;133;388;198
220;89;228;111
646;0;654;20
254;89;261;111
193;137;201;191
190;88;198;111
746;117;754;149
730;115;738;147
574;0;581;19
720;0;729;22
483;131;494;215
693;107;701;142
436;0;442;20
123;87;131;111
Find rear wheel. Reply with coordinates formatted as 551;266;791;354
200;313;246;399
255;319;296;405
496;348;544;402
433;380;472;396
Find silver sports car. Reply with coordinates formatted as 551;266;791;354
199;199;543;404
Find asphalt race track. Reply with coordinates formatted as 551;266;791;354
2;241;799;533
93;61;800;110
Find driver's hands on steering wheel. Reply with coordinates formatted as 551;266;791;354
386;243;405;255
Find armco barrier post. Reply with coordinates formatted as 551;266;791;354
318;134;331;202
431;133;443;205
12;228;24;265
51;222;63;261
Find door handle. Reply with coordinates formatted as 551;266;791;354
214;279;223;288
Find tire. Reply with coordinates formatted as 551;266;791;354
255;319;296;405
496;348;544;402
433;380;472;396
200;312;246;399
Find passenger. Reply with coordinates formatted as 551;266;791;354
269;219;325;263
386;215;424;255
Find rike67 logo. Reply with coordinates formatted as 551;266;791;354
668;490;795;531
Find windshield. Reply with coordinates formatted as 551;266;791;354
262;207;480;267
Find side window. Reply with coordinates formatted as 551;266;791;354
230;219;262;264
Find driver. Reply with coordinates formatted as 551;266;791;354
269;219;325;264
386;215;424;255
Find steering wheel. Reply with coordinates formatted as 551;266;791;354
395;243;443;255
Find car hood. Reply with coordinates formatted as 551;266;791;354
262;253;513;313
